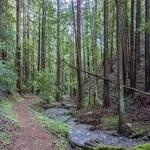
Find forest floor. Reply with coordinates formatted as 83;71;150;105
7;95;57;150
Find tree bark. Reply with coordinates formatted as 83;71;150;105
76;0;83;109
122;0;129;94
130;0;136;90
41;0;46;69
16;0;22;92
115;0;125;134
135;0;141;65
103;0;110;108
56;0;61;101
0;0;6;62
145;0;150;91
38;7;41;71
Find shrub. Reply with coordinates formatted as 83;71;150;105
0;62;17;92
34;69;56;102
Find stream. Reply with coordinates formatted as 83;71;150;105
45;107;147;149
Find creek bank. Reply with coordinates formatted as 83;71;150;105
45;106;149;150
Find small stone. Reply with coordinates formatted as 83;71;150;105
95;139;100;143
126;123;132;128
86;111;93;115
89;126;96;131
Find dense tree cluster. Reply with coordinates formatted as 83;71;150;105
0;0;150;133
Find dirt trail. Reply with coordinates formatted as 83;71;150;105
8;96;57;150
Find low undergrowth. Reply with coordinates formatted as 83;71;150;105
132;143;150;150
94;144;150;150
93;146;127;150
78;143;150;150
0;131;11;146
34;110;70;150
0;100;17;122
0;99;19;149
101;115;118;129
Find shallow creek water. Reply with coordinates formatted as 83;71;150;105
46;108;146;149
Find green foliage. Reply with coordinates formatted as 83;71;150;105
34;111;70;137
102;115;118;127
139;22;150;33
0;63;17;91
34;70;57;102
0;100;17;122
0;99;18;148
56;136;70;150
0;131;11;145
93;145;126;150
132;144;150;150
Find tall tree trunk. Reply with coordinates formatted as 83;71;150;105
23;0;27;84
41;0;46;69
115;0;125;134
135;0;141;65
103;0;110;108
85;0;90;75
71;0;76;97
110;4;115;73
0;0;6;62
56;0;61;101
130;0;136;90
22;0;29;86
0;0;3;29
91;0;98;73
16;0;22;92
76;0;82;109
26;0;30;81
38;7;41;71
32;35;35;93
134;0;141;86
122;0;129;93
145;0;150;90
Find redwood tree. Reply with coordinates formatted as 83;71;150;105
130;0;136;90
41;0;46;69
16;0;22;92
76;0;83;109
56;0;61;101
115;0;125;134
38;7;41;71
145;0;150;91
103;0;110;107
135;0;141;65
0;0;4;61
